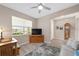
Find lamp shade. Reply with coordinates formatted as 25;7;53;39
0;27;3;32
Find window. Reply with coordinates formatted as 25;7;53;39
12;16;32;36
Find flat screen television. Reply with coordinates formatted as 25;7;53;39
32;29;42;35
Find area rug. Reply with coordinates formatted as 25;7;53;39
25;43;60;56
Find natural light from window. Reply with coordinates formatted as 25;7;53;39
12;16;32;36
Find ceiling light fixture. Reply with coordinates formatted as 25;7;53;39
31;3;51;13
38;5;43;10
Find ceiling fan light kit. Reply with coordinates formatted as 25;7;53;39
38;5;43;10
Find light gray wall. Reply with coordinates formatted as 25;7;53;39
37;18;51;43
54;17;75;40
37;4;79;43
0;5;37;38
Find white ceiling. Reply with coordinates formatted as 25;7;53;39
0;3;78;18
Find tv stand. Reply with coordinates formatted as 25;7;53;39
29;35;44;43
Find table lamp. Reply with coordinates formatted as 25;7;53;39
0;27;3;39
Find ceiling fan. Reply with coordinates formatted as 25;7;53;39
31;3;51;13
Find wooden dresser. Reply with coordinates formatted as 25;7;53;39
0;38;18;56
29;35;44;43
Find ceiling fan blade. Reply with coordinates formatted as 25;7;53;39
31;5;38;9
42;5;51;10
31;3;41;9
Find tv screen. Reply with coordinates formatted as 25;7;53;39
32;29;42;35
